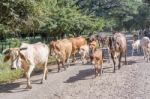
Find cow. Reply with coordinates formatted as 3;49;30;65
3;42;49;89
49;39;72;72
131;39;142;56
69;36;87;63
140;37;150;61
89;41;103;77
79;44;90;64
89;40;97;54
90;49;103;77
87;33;97;43
108;32;127;72
88;32;108;48
132;34;139;41
96;32;108;47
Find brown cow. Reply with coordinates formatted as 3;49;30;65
108;32;127;73
49;39;72;72
90;49;103;77
89;40;97;54
69;36;87;63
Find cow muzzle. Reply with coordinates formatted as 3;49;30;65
11;67;16;70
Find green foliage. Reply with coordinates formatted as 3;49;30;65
75;0;147;31
0;0;149;37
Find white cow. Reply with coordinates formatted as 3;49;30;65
3;42;49;89
131;40;141;56
141;37;150;61
79;44;90;64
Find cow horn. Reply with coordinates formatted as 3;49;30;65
19;47;27;51
2;48;10;55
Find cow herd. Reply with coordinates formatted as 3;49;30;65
2;32;150;89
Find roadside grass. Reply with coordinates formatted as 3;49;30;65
0;55;23;84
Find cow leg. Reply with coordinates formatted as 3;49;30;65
132;48;134;56
118;52;122;69
66;59;70;67
72;53;76;63
98;40;101;47
111;54;116;73
125;50;127;65
81;54;86;64
41;61;48;84
26;65;34;89
57;61;60;72
147;53;149;62
97;66;101;76
137;48;139;54
143;47;146;59
81;56;84;64
139;46;142;53
93;65;97;77
100;64;103;76
108;50;111;63
94;68;98;77
62;60;66;71
96;67;99;77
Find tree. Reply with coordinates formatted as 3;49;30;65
74;0;143;31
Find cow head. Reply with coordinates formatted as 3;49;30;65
49;41;57;56
108;36;120;51
79;46;86;56
49;41;64;59
108;36;122;58
3;47;27;70
89;41;96;54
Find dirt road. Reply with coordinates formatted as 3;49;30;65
1;35;150;99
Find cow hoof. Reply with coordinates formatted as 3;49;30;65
57;69;60;72
40;80;44;84
45;76;47;80
26;85;32;89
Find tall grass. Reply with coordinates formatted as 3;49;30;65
0;55;23;84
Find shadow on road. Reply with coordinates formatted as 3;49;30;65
0;79;42;93
0;83;23;93
64;69;94;83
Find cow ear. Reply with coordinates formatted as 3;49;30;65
19;53;26;61
4;54;10;62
